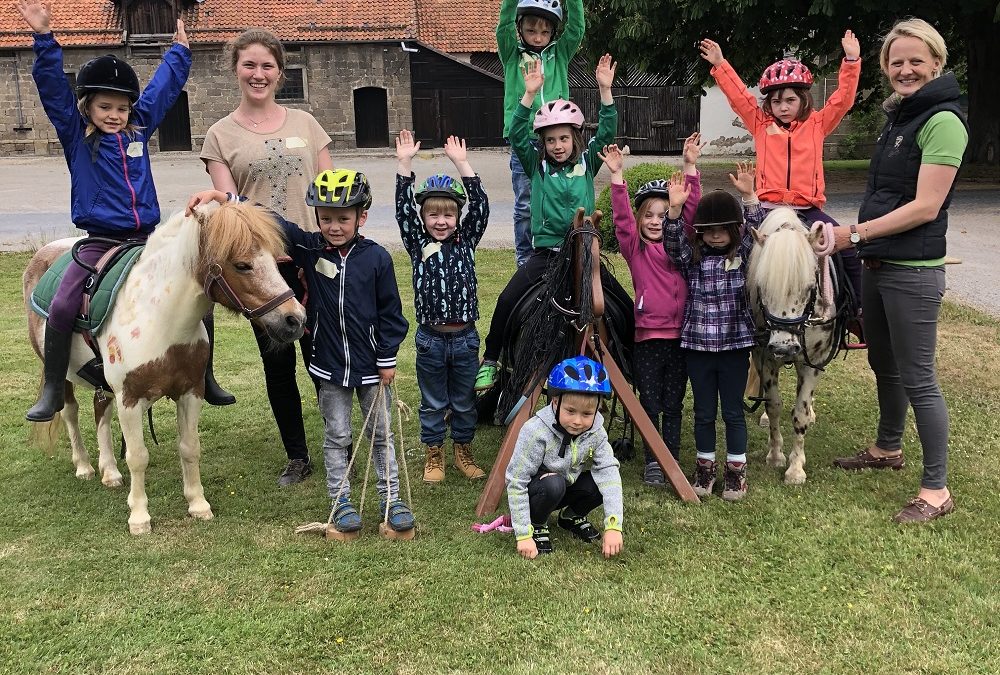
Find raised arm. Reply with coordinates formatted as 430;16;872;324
599;144;638;259
817;30;862;135
700;38;766;134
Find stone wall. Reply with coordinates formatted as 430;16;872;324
0;41;413;156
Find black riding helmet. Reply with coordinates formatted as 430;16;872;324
693;190;743;229
76;55;141;102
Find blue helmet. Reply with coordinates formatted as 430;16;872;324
415;174;467;208
516;0;563;25
547;356;611;397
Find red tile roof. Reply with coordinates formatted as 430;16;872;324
0;0;500;51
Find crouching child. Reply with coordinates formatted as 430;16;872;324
505;356;624;559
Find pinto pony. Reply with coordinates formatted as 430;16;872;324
746;207;844;485
24;203;305;534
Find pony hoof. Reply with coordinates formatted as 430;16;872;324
189;508;214;521
758;412;770;428
102;475;124;488
784;471;807;486
75;466;96;480
767;454;786;469
129;520;152;535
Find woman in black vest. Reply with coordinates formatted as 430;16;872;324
830;18;967;523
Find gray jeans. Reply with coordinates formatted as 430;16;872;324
317;381;399;502
863;263;948;489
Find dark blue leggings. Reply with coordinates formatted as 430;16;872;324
527;470;602;525
685;348;751;458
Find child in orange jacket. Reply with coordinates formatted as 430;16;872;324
699;32;864;331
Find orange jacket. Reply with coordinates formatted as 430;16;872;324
711;58;860;209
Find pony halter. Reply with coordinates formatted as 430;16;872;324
203;263;294;320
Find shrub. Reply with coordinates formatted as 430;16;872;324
594;162;677;252
837;103;884;160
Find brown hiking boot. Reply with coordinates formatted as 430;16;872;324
453;442;486;480
690;458;717;497
423;445;445;483
721;461;748;502
833;448;905;471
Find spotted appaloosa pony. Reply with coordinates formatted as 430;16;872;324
24;203;305;534
747;207;843;485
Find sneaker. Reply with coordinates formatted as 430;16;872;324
278;458;313;487
474;361;498;391
690;458;716;497
423;445;445;483
643;461;666;488
556;510;600;543
331;497;362;532
531;523;554;554
380;498;415;532
721;461;748;502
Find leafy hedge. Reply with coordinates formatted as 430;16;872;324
594;162;678;252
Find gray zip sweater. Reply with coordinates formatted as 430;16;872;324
505;405;623;541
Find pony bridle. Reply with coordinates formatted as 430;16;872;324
756;283;839;371
203;262;295;320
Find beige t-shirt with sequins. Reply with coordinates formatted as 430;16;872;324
201;108;332;232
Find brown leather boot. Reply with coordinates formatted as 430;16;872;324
423;445;445;483
453;442;486;480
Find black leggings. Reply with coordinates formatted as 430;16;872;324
253;260;315;461
483;249;555;362
528;469;602;525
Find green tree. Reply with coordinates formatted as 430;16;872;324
584;1;999;170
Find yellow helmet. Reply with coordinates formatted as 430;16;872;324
305;169;373;209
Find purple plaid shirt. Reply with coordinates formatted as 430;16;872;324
663;204;764;352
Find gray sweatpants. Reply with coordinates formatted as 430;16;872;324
863;263;949;489
317;381;399;502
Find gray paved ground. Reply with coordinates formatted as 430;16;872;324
1;150;997;314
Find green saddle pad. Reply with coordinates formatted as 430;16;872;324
30;245;145;334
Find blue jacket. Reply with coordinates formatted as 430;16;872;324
276;216;409;387
31;33;191;235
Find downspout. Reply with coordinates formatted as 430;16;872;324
13;51;30;131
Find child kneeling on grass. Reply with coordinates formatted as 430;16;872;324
187;169;414;535
505;356;624;559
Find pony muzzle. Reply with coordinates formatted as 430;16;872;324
768;334;802;361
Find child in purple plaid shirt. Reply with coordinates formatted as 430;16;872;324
663;163;761;501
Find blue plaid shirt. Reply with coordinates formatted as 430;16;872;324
663;204;763;352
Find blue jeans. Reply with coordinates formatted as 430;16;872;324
414;324;480;446
685;348;751;458
509;148;533;267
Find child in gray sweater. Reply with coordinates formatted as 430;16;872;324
505;356;624;559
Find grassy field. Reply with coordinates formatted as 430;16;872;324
2;249;999;674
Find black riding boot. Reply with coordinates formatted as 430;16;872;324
203;314;236;406
26;324;73;422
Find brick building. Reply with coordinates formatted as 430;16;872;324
0;0;503;156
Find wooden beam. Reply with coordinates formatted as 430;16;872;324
475;382;542;517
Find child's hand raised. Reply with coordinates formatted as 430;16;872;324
595;53;617;90
602;530;623;558
16;0;51;33
698;39;723;66
597;144;624;175
395;129;421;161
173;18;189;48
728;161;756;198
443;135;467;164
842;29;860;60
667;172;692;209
682;132;705;166
517;538;538;560
521;59;544;95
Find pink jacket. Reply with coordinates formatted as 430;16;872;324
613;174;701;341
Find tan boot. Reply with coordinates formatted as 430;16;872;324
453;442;486;480
423;445;445;483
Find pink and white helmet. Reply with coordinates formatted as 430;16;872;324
533;99;585;131
758;59;814;94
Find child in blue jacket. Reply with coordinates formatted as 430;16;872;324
19;1;192;421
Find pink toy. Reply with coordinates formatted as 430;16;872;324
471;514;513;534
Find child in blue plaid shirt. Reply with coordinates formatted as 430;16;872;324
663;163;761;502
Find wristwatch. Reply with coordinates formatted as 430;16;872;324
850;224;862;245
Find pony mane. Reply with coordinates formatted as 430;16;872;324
195;202;287;265
748;208;817;310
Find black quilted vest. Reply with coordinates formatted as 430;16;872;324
856;73;967;261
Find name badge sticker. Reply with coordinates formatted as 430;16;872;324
725;256;742;271
421;242;442;261
286;137;307;149
315;257;339;279
126;142;144;157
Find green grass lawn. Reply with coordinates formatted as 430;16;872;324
2;249;999;674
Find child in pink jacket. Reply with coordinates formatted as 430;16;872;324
600;134;702;487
